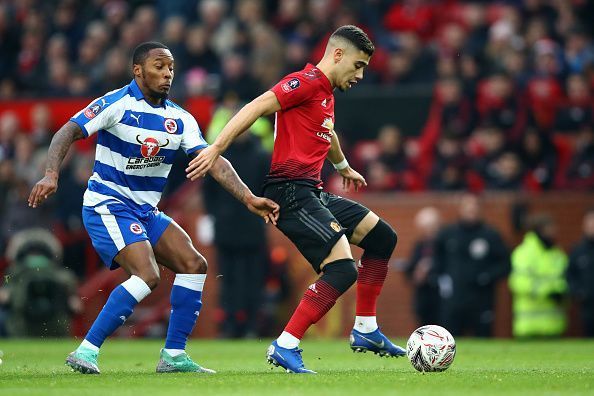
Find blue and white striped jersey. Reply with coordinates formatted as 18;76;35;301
70;79;208;213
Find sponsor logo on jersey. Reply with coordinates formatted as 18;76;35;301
130;113;141;125
321;98;327;107
164;118;178;134
281;78;300;92
126;136;169;170
303;69;319;80
315;117;334;142
330;221;341;232
129;223;143;235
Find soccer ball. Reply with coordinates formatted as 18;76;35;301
406;325;456;372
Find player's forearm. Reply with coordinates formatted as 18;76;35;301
212;103;265;153
208;156;255;206
45;121;84;176
327;131;346;164
212;92;280;154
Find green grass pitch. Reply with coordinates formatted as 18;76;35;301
0;338;593;395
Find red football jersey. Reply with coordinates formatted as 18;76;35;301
268;63;335;186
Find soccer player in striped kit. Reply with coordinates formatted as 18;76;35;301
186;26;406;373
28;42;279;374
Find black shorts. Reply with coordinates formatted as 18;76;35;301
263;181;370;273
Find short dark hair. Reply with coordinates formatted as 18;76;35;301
132;42;170;65
330;25;374;56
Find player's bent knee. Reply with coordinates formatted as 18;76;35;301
321;258;358;294
182;254;208;274
141;270;161;290
359;219;397;257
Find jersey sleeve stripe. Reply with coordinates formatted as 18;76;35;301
70;117;90;137
185;143;209;155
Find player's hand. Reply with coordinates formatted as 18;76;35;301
186;145;222;181
28;171;58;208
338;166;367;192
246;195;280;225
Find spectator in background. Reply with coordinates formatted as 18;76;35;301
568;208;594;337
484;151;524;191
54;152;95;278
517;128;556;190
219;51;260;102
160;16;187;60
207;92;274;152
478;73;527;141
249;23;285;90
555;74;592;134
383;0;435;41
281;34;310;77
97;46;131;93
29;104;53;148
473;125;508;185
510;214;568;338
203;131;271;338
501;50;530;89
433;194;510;337
0;111;20;160
373;124;409;172
363;124;423;192
563;27;594;75
437;78;477;140
428;134;468;191
181;24;221;75
405;206;441;326
564;126;594;190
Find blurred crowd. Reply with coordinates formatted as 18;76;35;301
405;196;594;338
0;0;594;337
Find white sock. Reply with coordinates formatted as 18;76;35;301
173;273;206;291
164;348;185;357
276;331;300;349
354;316;378;333
121;275;152;302
80;339;100;352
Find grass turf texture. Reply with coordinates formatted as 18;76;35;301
0;339;592;396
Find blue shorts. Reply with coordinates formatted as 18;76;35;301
82;203;173;269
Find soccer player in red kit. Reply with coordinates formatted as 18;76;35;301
187;25;405;373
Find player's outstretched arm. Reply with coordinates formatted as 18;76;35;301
186;91;281;181
28;121;84;208
328;130;367;192
208;154;279;225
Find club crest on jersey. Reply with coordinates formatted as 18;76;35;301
129;223;143;235
164;118;178;134
83;99;107;119
281;78;300;93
